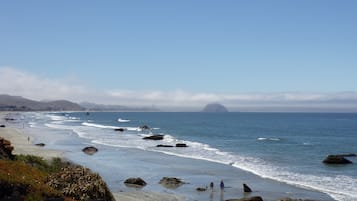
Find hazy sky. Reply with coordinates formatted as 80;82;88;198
1;1;357;111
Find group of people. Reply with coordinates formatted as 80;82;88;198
209;180;224;191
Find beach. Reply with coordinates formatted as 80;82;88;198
1;112;343;201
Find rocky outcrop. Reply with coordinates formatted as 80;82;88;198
0;137;14;160
159;177;185;189
143;135;164;140
243;183;252;192
323;155;353;164
124;177;147;187
176;143;188;147
46;165;115;201
202;103;228;112
82;146;98;155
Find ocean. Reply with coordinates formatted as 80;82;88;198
16;112;357;201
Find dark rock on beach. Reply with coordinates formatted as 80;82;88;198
159;177;185;189
124;177;147;187
226;196;263;201
82;146;98;155
143;135;164;140
196;187;207;191
157;144;174;147
243;183;252;192
176;143;188;147
114;128;125;132
323;155;353;164
35;143;46;147
0;125;5;128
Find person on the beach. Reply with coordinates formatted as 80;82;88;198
210;182;214;190
220;180;224;190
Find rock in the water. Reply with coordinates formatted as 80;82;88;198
159;177;185;189
323;155;352;164
46;165;115;201
143;135;164;140
156;144;174;147
226;196;263;201
243;183;252;192
139;125;150;130
35;143;46;147
202;103;228;112
114;128;125;132
124;177;147;187
176;143;188;147
0;125;5;128
82;146;98;155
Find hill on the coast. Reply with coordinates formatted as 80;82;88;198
0;94;84;111
202;103;229;112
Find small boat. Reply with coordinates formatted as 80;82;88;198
118;118;130;123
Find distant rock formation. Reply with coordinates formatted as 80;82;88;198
323;155;353;164
202;103;228;112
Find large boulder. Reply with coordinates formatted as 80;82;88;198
124;177;147;187
46;165;115;201
143;135;164;140
323;155;352;164
159;177;185;189
82;146;98;155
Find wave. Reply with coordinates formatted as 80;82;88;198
257;137;281;141
82;122;121;129
118;118;130;123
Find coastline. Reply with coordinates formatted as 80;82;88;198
0;112;183;201
1;112;338;201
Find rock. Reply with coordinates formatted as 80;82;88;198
143;135;164;140
139;125;150;130
159;177;185;189
114;128;125;132
176;143;188;147
0;125;5;128
82;146;98;155
243;183;252;192
0;137;14;160
156;144;174;147
202;103;228;112
196;187;207;191
46;165;115;201
35;143;46;147
226;196;263;201
323;155;352;164
124;177;147;187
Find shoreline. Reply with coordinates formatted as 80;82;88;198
0;112;183;201
1;112;337;201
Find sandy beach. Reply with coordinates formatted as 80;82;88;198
0;112;183;201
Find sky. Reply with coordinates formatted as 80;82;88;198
1;1;357;111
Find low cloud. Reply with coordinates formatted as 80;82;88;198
1;67;357;112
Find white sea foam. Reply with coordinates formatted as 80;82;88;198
257;137;281;141
82;122;121;129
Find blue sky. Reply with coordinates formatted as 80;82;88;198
1;1;357;110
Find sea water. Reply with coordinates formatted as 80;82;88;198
18;112;357;201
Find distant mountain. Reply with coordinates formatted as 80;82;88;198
0;94;84;111
80;102;159;112
202;103;229;112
